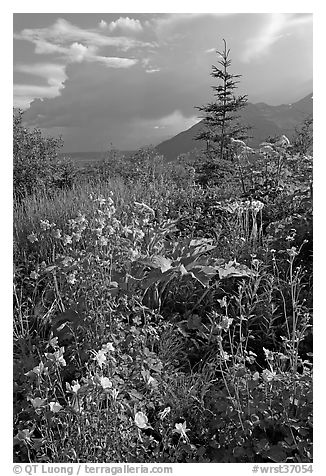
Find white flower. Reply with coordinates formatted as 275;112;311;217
104;342;115;352
72;232;82;242
96;196;106;206
27;233;38;243
173;421;190;442
158;406;171;420
100;377;112;389
134;411;151;429
71;381;81;393
40;219;52;231
30;397;46;409
49;401;62;413
51;229;62;239
252;372;260;381
63;234;72;246
92;349;107;368
128;249;140;261
262;369;277;382
98;236;108;246
30;271;40;280
67;273;77;285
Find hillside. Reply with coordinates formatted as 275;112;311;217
155;93;313;161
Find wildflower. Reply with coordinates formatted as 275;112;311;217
252;371;260;381
67;380;81;394
100;376;113;390
63;234;72;246
133;229;145;241
30;397;46;409
134;411;151;429
147;375;158;387
220;350;231;361
16;428;34;443
27;233;38;243
48;336;59;349
67;272;77;285
49;401;62;413
96;196;106;206
287;247;299;258
72;232;82;242
220;316;233;331
98;236;108;246
76;213;87;224
25;361;47;377
103;342;115;352
40;219;53;231
173;421;190;442
122;226;132;237
30;270;40;280
92;349;107;368
45;347;66;367
111;218;120;228
158;406;171;420
128;249;140;261
111;388;119;401
262;369;277;382
61;256;73;267
263;347;274;361
51;229;62;239
251;259;261;268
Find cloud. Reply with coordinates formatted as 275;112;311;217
14;17;151;53
14;62;67;84
145;68;160;73
108;17;143;35
16;13;312;151
98;20;107;29
14;18;145;83
14;18;142;107
241;13;313;63
151;110;200;130
14;84;65;109
14;62;67;108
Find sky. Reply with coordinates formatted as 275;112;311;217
13;12;313;152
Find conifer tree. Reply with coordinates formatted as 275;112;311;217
195;39;250;182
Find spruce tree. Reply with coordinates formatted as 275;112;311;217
195;39;250;183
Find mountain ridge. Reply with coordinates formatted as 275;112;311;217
155;93;313;161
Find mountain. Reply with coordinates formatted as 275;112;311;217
155;94;313;161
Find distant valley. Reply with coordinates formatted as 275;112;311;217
62;93;312;165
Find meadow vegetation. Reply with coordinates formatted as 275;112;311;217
13;106;313;464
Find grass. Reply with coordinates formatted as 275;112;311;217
13;143;313;464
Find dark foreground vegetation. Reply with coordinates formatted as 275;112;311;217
13;114;312;464
13;41;313;464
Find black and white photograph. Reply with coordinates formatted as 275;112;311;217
11;4;315;470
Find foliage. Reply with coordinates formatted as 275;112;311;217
292;116;313;157
13;109;77;200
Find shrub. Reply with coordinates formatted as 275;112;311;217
13;108;76;200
